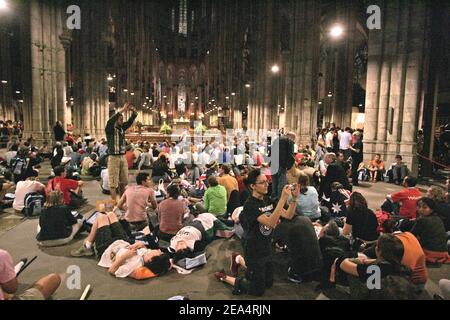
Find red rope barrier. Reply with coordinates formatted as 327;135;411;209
417;153;450;170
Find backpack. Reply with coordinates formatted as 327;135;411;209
12;157;28;176
23;192;45;217
375;210;392;233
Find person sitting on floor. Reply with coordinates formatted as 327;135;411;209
367;154;385;182
5;144;18;167
13;170;45;214
361;232;428;286
138;146;152;171
289;174;321;221
117;172;157;234
410;197;450;265
47;166;84;209
158;185;189;241
384;176;422;220
203;176;227;217
81;153;100;177
0;249;61;300
426;186;450;232
317;220;355;289
151;154;172;183
71;211;171;279
342;192;379;250
389;155;409;185
125;145;136;170
36;191;84;247
217;165;239;201
332;234;415;299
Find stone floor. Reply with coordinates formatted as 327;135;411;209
0;156;448;300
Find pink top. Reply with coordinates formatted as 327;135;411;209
158;198;186;235
120;185;156;223
0;250;16;300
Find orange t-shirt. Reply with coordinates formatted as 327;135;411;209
396;232;428;285
369;159;385;170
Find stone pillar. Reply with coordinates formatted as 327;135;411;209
283;0;321;145
24;0;67;143
363;0;430;174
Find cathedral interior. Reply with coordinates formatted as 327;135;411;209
0;0;449;303
0;0;449;173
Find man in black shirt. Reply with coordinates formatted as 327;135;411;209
270;132;296;202
321;153;352;198
349;131;364;186
214;169;297;296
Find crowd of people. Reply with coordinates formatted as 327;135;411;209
0;108;449;300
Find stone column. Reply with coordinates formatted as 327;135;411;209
24;0;67;143
363;0;430;174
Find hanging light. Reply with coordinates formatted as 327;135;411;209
1;80;7;84
123;89;129;93
130;92;135;96
245;84;251;88
107;75;113;81
327;92;333;97
271;65;280;73
231;92;236;96
330;25;344;38
0;0;8;10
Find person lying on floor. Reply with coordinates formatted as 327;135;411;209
0;249;61;300
167;210;234;259
71;211;171;279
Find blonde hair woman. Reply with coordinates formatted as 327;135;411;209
37;191;84;247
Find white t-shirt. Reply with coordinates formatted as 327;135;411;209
101;169;109;191
13;180;45;211
98;240;148;278
325;132;334;148
339;131;352;150
170;226;202;251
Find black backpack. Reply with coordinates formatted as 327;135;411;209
12;157;28;177
23;192;45;217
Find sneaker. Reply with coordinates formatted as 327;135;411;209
71;244;94;257
287;267;303;284
214;270;227;282
230;252;240;277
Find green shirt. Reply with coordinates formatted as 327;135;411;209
203;185;227;216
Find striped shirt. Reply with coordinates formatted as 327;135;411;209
105;112;138;155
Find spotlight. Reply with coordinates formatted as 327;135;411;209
330;25;344;38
